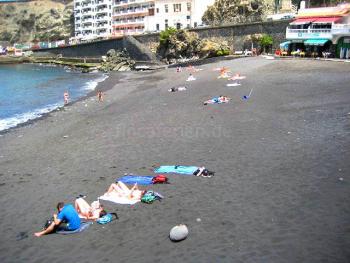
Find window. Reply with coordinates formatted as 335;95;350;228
187;3;191;12
173;3;181;12
186;15;190;20
176;22;181;29
156;24;160;31
165;19;168;29
156;8;159;13
165;4;168;13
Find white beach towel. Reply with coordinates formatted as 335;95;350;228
99;194;140;205
227;83;241;87
186;75;196;82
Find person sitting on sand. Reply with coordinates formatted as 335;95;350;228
105;181;145;201
75;198;106;220
34;202;81;237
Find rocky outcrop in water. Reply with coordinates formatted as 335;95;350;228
0;0;73;43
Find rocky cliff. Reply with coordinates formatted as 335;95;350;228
0;0;74;43
202;0;275;25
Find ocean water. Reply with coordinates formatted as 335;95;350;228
0;63;108;131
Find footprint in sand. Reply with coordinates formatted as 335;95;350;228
16;232;28;241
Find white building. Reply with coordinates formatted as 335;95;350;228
73;0;215;41
74;0;113;41
148;0;215;32
284;3;350;58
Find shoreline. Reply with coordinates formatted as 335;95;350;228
0;67;114;135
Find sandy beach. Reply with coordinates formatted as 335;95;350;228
0;57;349;262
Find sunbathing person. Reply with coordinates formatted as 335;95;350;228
75;198;106;220
204;95;230;105
105;181;145;201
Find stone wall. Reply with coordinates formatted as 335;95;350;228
33;20;290;59
135;20;291;52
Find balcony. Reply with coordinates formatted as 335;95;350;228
96;15;109;21
113;8;149;17
286;28;332;40
81;9;93;16
82;24;94;30
114;0;154;7
96;6;108;13
332;24;350;35
81;17;94;23
113;28;144;35
113;18;144;25
96;22;109;28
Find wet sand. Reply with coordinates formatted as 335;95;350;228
0;57;349;262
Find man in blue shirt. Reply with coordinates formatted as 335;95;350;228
34;202;81;237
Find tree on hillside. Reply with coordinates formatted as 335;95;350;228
202;0;271;26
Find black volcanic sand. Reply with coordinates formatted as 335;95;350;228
0;57;349;263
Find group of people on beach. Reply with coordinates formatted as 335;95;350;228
63;90;104;105
34;181;144;237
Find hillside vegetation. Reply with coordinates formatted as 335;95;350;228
0;0;73;43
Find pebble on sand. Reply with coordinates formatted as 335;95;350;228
169;224;189;242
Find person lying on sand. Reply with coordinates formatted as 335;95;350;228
105;181;145;201
168;86;187;92
34;202;81;237
75;198;106;220
204;95;230;105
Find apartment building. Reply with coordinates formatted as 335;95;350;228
149;0;215;32
73;0;215;41
74;0;114;41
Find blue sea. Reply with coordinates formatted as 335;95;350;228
0;63;108;131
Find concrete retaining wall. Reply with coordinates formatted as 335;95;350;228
33;20;290;59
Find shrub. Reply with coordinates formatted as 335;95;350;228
159;27;177;45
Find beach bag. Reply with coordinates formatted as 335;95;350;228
96;213;118;224
141;191;162;204
152;175;168;184
44;217;54;230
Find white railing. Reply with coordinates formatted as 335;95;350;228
286;25;350;39
286;27;332;39
96;16;109;21
113;18;144;25
113;8;148;16
332;24;350;35
81;17;94;23
114;0;152;7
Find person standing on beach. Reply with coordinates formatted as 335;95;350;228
34;202;81;237
97;90;104;102
64;91;69;105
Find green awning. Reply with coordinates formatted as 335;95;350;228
280;41;291;48
304;39;329;46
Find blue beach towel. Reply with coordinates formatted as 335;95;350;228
154;166;199;175
56;222;92;235
118;175;154;185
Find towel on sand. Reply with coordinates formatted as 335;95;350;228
204;97;230;105
154;165;198;175
56;222;92;235
99;194;140;205
118;175;154;185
